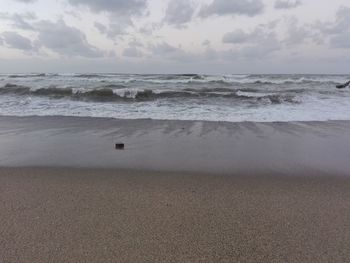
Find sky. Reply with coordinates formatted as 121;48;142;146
0;0;349;74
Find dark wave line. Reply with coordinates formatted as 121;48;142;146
8;73;47;78
0;83;300;105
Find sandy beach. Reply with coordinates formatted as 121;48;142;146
1;0;350;261
1;168;350;262
1;116;350;262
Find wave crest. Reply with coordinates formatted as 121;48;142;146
0;83;300;105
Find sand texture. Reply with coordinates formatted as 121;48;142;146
1;168;350;262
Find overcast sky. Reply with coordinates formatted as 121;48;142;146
0;0;349;74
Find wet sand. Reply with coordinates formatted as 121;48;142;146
1;116;350;174
1;168;350;262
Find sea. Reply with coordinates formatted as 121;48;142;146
0;73;349;122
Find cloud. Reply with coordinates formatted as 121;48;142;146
0;12;37;30
151;42;179;55
274;0;301;10
35;20;104;57
330;33;350;49
0;12;105;57
69;0;148;39
223;21;278;44
139;23;160;35
67;0;147;16
68;0;148;38
94;21;124;38
128;39;143;47
319;6;350;35
317;6;350;49
1;31;36;51
150;42;194;62
13;0;37;3
148;42;219;63
284;17;320;45
202;40;211;46
222;23;281;59
163;0;195;27
223;29;256;44
123;47;143;57
199;0;264;18
94;22;108;34
238;38;281;58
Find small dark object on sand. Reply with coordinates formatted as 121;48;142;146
115;143;125;150
336;80;350;89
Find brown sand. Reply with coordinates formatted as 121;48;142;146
1;168;350;262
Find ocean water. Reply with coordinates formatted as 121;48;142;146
0;73;349;122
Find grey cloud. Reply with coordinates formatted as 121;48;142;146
13;0;37;3
151;42;178;55
139;23;160;35
94;22;108;35
35;20;104;57
274;0;301;10
123;47;143;57
202;40;211;46
317;6;350;49
222;23;281;59
0;12;37;30
0;12;104;57
199;0;264;18
1;31;35;51
163;0;195;27
65;10;81;19
68;0;147;16
0;12;110;57
202;48;218;60
94;21;125;39
223;20;280;47
149;22;282;63
223;29;257;44
149;42;219;63
330;34;350;49
68;0;148;38
223;22;278;44
284;17;319;45
320;7;350;35
150;42;193;62
285;25;310;45
238;38;281;58
129;39;143;47
11;13;36;30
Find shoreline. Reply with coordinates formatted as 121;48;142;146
2;114;350;125
1;115;350;175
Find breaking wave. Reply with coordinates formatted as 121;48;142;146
0;73;349;122
1;73;347;85
0;83;300;104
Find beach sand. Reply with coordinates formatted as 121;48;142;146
1;168;350;262
1;116;350;262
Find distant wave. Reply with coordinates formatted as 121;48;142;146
1;73;347;86
126;77;342;85
8;73;47;78
0;83;300;105
73;74;110;78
